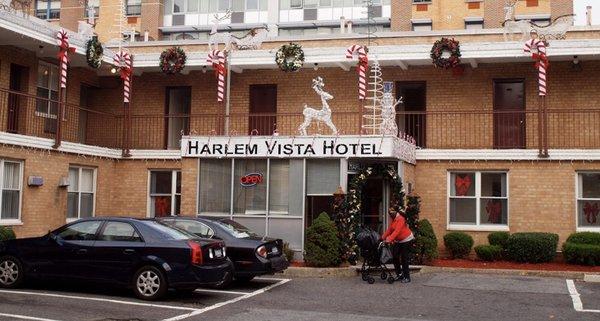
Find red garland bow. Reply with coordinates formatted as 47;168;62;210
583;202;599;224
486;200;502;224
56;30;76;62
531;52;550;71
357;55;368;73
455;175;472;196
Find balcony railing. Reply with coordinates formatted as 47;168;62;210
1;87;600;155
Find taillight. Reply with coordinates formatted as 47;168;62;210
188;240;203;265
256;245;267;258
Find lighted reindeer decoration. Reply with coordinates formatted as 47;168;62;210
503;0;574;41
298;77;338;136
0;0;32;17
208;9;269;51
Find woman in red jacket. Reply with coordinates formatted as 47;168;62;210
381;208;414;283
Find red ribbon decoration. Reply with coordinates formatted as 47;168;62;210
455;174;472;196
583;202;599;224
56;29;76;62
486;200;503;224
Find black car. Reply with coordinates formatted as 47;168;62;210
0;217;233;300
159;217;289;282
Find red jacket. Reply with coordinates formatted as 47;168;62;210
382;215;413;243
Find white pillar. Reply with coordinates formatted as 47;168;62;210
587;6;593;26
267;0;279;37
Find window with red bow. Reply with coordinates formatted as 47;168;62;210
449;172;508;227
149;170;181;217
577;173;600;228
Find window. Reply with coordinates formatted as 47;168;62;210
84;0;99;17
126;0;142;15
218;0;230;11
36;63;59;118
290;0;302;8
57;221;101;241
149;170;181;217
448;172;508;229
0;160;22;223
306;159;340;227
465;20;484;30
234;159;267;215
199;160;232;214
526;0;538;7
577;173;600;229
36;0;61;20
67;167;96;220
412;22;432;31
168;219;214;238
412;0;431;3
99;222;142;242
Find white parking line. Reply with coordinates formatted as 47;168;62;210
162;278;291;321
0;313;62;321
0;289;198;312
566;279;600;313
193;288;251;295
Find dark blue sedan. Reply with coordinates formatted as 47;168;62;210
159;217;288;283
0;217;233;300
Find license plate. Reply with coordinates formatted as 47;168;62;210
271;247;279;254
214;248;223;257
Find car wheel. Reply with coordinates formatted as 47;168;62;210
0;256;24;289
234;275;255;283
133;266;167;301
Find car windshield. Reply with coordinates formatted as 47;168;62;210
214;219;259;239
143;221;196;240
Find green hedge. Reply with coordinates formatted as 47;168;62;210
413;219;438;264
0;227;15;241
488;232;510;249
505;232;558;263
563;232;600;266
443;232;474;259
475;245;503;262
304;212;341;267
566;232;600;246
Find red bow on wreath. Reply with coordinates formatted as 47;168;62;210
455;175;472;196
583;202;599;224
486;200;502;224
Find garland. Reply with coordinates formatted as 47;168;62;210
338;164;405;263
430;37;461;69
159;46;187;75
275;43;304;72
85;36;103;69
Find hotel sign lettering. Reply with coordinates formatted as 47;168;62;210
181;136;414;162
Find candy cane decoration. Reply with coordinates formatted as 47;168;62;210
207;50;227;102
345;45;368;100
114;51;133;103
524;38;548;96
56;29;75;89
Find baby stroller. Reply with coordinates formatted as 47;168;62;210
356;226;396;284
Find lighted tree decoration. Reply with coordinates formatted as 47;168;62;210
361;60;384;135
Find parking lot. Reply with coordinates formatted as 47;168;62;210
0;272;599;321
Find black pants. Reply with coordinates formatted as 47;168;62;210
391;241;412;278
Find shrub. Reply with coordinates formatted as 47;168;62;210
304;212;341;267
562;232;600;266
566;232;600;246
475;245;503;262
282;242;295;262
443;232;474;259
563;242;600;266
0;227;15;241
488;232;510;249
505;232;558;263
412;219;438;264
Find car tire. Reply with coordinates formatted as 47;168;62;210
132;266;168;301
0;256;24;289
234;275;255;283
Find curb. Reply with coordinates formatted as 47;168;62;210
420;265;591;280
583;274;600;283
282;265;423;278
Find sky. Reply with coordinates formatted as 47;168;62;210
573;0;600;25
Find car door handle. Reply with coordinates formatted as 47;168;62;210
76;249;88;254
123;249;135;255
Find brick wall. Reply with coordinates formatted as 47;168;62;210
391;0;412;31
551;0;574;19
483;0;506;29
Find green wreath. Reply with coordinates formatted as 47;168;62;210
430;37;461;69
159;46;187;74
275;43;304;72
337;164;405;263
85;36;103;69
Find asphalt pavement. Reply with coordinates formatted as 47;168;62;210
0;272;598;321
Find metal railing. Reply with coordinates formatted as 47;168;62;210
2;87;600;154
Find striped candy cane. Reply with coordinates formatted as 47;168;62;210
524;39;548;96
114;51;133;103
345;45;368;100
56;29;74;89
207;50;227;102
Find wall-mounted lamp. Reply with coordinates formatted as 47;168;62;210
313;63;319;71
202;66;207;73
572;55;582;72
110;67;117;74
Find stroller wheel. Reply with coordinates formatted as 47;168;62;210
387;276;395;284
367;277;375;284
380;272;388;280
361;272;369;281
